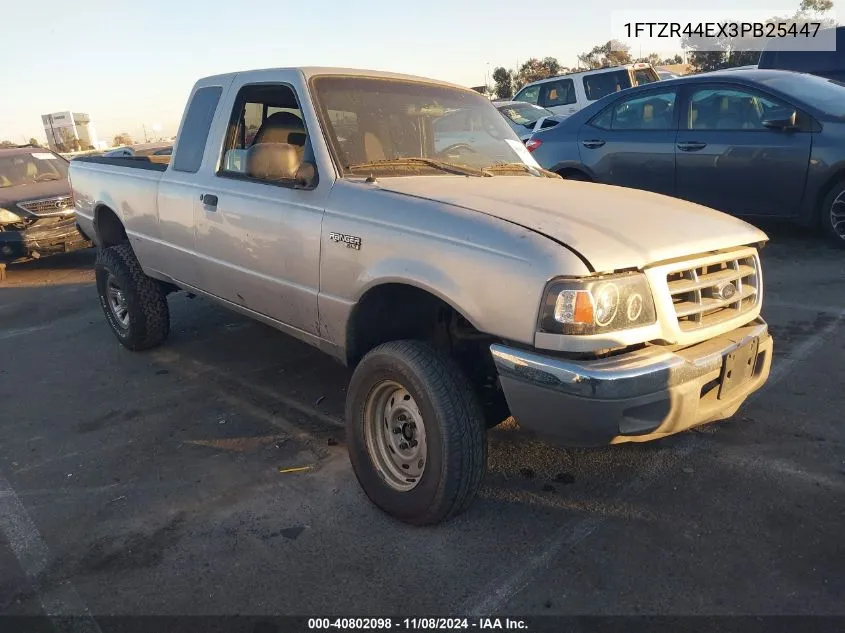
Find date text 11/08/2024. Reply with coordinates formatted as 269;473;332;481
307;618;529;630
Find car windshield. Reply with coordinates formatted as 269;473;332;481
0;151;68;188
762;72;845;118
311;76;541;177
496;103;551;126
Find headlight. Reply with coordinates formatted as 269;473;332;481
0;207;23;225
538;272;657;335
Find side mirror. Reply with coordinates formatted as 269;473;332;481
762;110;797;131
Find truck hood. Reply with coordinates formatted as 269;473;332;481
373;176;768;272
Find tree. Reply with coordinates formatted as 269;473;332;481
113;133;134;147
578;40;632;70
27;138;40;147
0;140;16;148
515;57;563;88
799;0;833;12
492;66;514;98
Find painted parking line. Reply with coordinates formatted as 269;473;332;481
463;312;845;616
0;470;101;631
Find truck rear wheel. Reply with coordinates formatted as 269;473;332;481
345;340;487;525
95;244;170;350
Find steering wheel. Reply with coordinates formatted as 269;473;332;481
438;143;478;156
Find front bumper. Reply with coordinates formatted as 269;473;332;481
0;217;92;263
491;319;773;446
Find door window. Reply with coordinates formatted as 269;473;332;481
583;70;632;101
687;87;791;130
539;79;576;107
219;83;311;185
610;90;677;130
513;84;541;105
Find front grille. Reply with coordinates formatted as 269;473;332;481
666;253;760;332
18;195;74;217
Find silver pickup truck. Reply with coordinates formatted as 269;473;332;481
70;67;774;525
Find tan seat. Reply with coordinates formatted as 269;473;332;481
363;132;386;162
252;112;306;148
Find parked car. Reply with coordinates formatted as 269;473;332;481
103;147;135;158
0;146;91;263
494;101;559;141
511;63;660;119
525;68;845;246
70;66;773;525
657;69;681;80
152;146;173;156
757;26;845;82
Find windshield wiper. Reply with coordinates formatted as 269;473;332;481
483;162;559;178
346;157;492;177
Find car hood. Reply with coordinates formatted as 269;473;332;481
373;176;768;272
0;179;71;207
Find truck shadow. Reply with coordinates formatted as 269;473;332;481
150;293;696;512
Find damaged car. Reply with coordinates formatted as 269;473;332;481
0;146;92;264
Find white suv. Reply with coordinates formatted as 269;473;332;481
512;63;660;119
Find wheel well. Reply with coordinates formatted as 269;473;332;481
815;169;845;223
345;284;509;425
94;205;128;248
556;167;592;181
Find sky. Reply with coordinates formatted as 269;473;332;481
0;0;823;145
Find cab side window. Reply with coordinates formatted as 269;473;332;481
539;79;575;108
219;83;312;186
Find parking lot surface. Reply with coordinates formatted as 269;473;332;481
0;228;843;618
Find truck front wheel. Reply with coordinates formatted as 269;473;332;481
346;340;487;525
95;244;170;350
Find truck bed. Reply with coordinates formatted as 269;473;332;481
71;155;169;171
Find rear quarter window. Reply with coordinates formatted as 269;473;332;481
583;70;632;101
172;86;223;173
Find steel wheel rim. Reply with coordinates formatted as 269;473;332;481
831;191;845;240
106;275;130;328
363;380;428;492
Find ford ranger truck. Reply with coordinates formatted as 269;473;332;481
69;67;774;526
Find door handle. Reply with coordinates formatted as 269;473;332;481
200;193;218;209
582;139;605;149
677;141;707;152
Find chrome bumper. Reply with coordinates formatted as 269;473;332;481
490;319;773;446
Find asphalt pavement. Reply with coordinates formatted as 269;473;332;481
0;227;843;622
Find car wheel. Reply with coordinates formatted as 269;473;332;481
345;340;487;525
821;182;845;248
95;243;170;350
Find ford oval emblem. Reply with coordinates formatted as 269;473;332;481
714;281;738;301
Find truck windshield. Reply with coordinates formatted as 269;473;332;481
0;151;68;188
311;76;541;177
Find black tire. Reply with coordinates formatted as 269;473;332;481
559;171;591;182
345;340;487;526
820;181;845;248
95;243;170;350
